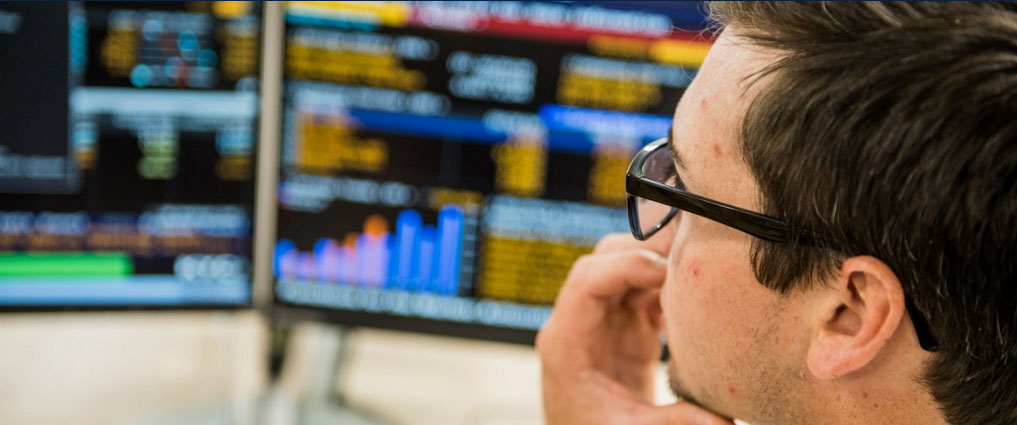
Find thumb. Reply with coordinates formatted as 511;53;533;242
635;402;736;425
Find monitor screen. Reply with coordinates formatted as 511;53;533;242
0;1;261;307
273;1;712;342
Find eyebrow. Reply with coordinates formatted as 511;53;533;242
667;125;685;170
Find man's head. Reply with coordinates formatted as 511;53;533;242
656;2;1017;425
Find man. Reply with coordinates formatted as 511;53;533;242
537;2;1017;425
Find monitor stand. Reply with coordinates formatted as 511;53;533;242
261;322;392;425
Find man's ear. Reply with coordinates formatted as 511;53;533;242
807;256;907;380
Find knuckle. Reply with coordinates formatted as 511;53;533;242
535;328;549;353
571;253;594;270
560;255;590;287
630;248;667;270
593;232;636;253
535;325;560;360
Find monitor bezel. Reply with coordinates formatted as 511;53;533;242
269;303;539;345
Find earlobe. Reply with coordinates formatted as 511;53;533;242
806;256;906;380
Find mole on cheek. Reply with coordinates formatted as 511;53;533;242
713;143;722;157
688;259;700;278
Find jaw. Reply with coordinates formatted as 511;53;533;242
664;299;812;425
667;358;729;419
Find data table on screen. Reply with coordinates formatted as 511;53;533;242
0;1;262;308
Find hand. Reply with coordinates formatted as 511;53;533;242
537;233;733;425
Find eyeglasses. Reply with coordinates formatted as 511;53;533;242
626;137;939;352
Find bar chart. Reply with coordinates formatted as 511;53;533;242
274;205;465;295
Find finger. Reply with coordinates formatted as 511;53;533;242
624;288;663;325
635;402;736;425
594;233;646;253
539;250;667;359
594;232;671;257
543;250;667;360
556;249;667;311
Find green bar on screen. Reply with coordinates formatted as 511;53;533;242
0;252;133;277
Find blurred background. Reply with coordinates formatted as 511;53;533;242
0;2;712;424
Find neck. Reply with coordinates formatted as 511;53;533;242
822;381;947;425
838;382;939;425
749;339;946;425
750;373;947;425
802;347;946;425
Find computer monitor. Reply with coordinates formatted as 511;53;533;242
0;1;262;308
272;1;712;342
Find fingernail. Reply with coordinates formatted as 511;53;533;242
648;251;668;266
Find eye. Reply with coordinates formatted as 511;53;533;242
645;146;685;191
664;169;687;192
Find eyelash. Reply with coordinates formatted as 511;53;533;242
665;169;686;191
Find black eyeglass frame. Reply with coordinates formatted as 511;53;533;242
625;138;939;352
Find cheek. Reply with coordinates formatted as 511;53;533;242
663;245;744;354
661;231;772;395
664;226;748;328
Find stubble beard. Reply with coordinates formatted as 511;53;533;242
667;360;706;410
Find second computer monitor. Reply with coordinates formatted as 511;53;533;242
0;1;261;308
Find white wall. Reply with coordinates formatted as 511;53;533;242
0;312;267;425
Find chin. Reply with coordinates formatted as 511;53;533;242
667;361;702;406
668;360;732;419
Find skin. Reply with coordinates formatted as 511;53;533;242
537;29;947;425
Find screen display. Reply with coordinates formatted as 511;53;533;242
273;1;711;340
0;1;261;307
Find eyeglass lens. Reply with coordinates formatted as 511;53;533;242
634;143;680;237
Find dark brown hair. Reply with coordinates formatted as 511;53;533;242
708;2;1017;424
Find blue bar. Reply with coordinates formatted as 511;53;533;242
0;275;249;305
434;206;464;296
354;233;369;286
348;109;504;144
414;225;436;292
538;104;672;142
344;108;663;155
285;11;378;31
273;239;297;278
354;232;389;288
386;232;400;290
314;238;341;282
390;210;422;290
383;234;394;288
